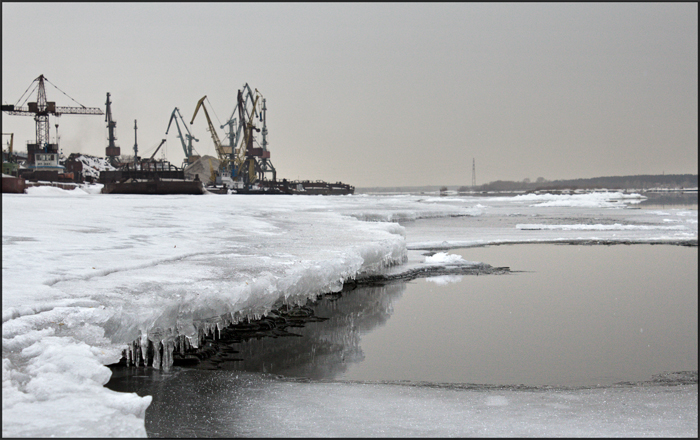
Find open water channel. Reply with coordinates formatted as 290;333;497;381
106;242;697;437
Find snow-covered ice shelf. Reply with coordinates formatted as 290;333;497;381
2;188;697;437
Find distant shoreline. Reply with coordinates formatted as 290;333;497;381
356;173;698;194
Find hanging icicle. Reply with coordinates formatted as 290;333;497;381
134;341;142;367
140;333;150;367
162;339;174;372
152;341;162;370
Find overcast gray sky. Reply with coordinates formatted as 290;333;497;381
2;3;697;187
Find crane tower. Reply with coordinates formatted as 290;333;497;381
105;93;120;166
2;75;103;170
236;85;276;185
166;107;199;168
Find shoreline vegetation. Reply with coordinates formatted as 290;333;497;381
357;174;698;194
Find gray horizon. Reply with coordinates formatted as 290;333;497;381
2;3;697;187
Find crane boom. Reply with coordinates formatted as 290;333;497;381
237;87;262;184
237;91;260;151
2;75;103;153
166;107;198;161
190;96;226;163
148;139;167;161
241;83;260;119
4;105;103;116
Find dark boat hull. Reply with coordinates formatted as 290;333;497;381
102;180;204;195
2;175;26;193
254;180;355;195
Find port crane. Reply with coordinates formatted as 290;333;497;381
2;75;103;169
104;93;120;166
190;96;230;184
220;109;240;169
166;107;199;168
147;139;167;162
257;96;276;182
220;84;256;181
237;87;260;185
190;96;226;164
187;84;276;188
219;83;277;185
233;84;276;185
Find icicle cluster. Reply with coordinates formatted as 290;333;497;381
122;326;197;371
120;308;280;370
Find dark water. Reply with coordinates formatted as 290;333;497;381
637;191;697;209
106;244;697;436
338;244;697;386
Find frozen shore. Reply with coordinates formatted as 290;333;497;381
2;188;697;437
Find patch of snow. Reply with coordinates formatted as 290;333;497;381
424;252;479;266
74;155;116;179
513;191;645;208
516;223;688;231
425;275;463;285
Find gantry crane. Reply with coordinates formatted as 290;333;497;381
221;84;257;181
188;85;276;188
237;87;260;185
166;107;199;168
235;84;276;185
2;75;103;169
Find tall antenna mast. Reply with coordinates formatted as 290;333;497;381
472;158;476;188
133;119;138;165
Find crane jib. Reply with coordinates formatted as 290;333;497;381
190;96;226;163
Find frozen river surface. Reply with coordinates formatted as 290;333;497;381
2;187;697;437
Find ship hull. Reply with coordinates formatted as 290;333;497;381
101;179;204;195
2;175;26;193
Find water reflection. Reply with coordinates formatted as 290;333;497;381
357;244;696;387
106;283;410;437
638;191;697;209
108;244;697;389
225;244;697;387
220;283;406;379
105;244;697;437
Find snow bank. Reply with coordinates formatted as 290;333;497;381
25;185;95;197
3;338;150;437
516;223;689;231
322;195;484;222
2;190;696;437
3;193;417;437
513;191;645;208
71;155;116;180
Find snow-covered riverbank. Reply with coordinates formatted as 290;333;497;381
3;188;697;436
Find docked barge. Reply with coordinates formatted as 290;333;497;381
100;161;204;195
222;179;354;195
